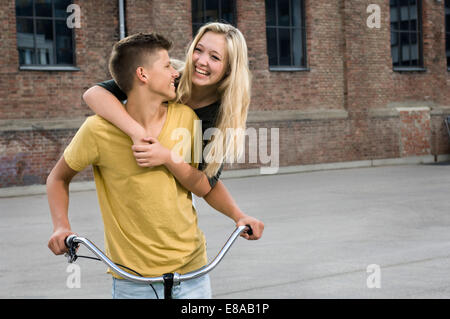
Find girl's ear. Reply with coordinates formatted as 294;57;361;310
224;65;231;76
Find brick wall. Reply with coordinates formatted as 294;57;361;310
0;0;449;188
0;128;92;187
0;0;120;121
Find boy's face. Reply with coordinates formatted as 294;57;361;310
142;49;179;100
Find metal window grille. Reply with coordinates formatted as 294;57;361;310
192;0;237;36
390;0;423;69
15;0;76;66
265;0;306;69
445;0;450;69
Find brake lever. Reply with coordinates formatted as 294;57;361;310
65;249;78;263
64;235;79;263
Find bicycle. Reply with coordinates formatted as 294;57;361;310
64;225;252;299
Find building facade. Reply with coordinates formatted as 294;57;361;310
1;0;449;188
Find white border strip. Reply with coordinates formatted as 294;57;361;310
395;107;430;112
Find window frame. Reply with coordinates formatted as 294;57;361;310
390;0;426;72
265;0;308;71
15;0;78;71
445;0;450;71
191;0;237;36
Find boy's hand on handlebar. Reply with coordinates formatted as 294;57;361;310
48;228;75;255
236;215;264;240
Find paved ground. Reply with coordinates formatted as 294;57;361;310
1;163;450;299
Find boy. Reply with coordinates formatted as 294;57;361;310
47;33;211;298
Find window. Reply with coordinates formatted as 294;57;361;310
446;0;450;70
265;0;307;70
192;0;236;36
390;0;424;70
15;0;76;70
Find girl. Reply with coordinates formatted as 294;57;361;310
83;22;264;240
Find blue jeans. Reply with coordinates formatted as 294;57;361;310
112;274;212;299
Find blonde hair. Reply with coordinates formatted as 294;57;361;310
176;22;252;177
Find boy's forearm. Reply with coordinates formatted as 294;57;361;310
202;181;246;223
47;176;71;231
46;157;78;232
164;153;211;197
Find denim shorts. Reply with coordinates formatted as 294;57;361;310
112;274;212;299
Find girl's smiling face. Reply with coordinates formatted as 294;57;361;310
191;31;228;88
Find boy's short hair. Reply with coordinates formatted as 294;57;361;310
108;33;172;94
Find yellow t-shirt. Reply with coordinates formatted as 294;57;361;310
63;102;207;278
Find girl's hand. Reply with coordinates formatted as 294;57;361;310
130;126;148;146
132;137;171;167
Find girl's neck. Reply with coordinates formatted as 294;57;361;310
187;85;220;109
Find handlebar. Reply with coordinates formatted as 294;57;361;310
65;225;251;285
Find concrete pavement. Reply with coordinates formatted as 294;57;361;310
1;163;450;298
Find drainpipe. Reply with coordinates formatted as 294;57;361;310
118;0;126;39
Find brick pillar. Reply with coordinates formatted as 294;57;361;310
396;107;431;157
342;0;394;160
127;0;192;60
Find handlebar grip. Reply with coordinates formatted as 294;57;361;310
65;234;77;248
245;224;253;236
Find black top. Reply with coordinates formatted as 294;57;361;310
96;79;223;188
